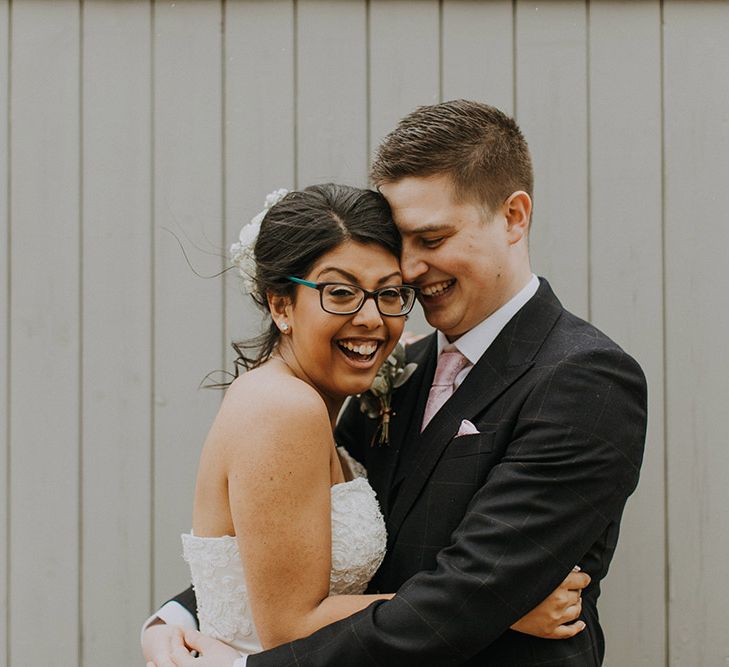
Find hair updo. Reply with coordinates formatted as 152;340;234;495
233;183;400;372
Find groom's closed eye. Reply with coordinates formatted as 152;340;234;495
420;236;445;248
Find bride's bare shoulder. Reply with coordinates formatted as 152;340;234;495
210;364;331;457
226;365;324;414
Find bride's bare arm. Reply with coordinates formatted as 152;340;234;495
211;376;391;650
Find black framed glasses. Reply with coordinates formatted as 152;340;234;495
287;276;417;317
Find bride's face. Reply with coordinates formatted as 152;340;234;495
280;240;406;405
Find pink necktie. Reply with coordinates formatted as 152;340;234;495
421;348;470;431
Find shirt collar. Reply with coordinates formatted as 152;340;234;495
437;274;540;364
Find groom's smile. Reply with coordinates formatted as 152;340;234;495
380;173;532;341
420;278;456;300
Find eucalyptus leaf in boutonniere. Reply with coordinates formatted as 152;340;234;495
359;342;418;446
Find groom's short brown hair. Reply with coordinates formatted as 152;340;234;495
370;100;533;214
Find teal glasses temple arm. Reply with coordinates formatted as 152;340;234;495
287;276;317;288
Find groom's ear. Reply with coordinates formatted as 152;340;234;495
502;190;532;243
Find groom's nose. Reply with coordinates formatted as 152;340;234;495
400;247;428;284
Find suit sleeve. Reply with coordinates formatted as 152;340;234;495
168;586;198;626
248;346;647;666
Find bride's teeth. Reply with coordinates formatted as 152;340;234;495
339;341;378;356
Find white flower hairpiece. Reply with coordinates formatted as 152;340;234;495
230;188;289;294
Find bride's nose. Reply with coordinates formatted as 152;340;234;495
351;297;384;328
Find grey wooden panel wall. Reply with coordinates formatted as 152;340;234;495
664;3;729;665
81;3;153;662
8;3;81;665
588;4;666;665
1;2;8;664
2;1;727;665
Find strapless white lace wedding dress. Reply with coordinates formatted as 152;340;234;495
181;449;386;655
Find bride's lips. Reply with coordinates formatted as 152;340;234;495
334;337;385;369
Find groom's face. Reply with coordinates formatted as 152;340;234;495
380;174;524;341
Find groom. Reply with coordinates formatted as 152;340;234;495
146;101;647;666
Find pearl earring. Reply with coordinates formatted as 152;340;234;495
280;322;289;333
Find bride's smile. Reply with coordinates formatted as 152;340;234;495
270;239;407;411
334;337;385;366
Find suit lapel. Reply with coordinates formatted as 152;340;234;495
366;334;437;515
391;334;438;450
385;279;564;546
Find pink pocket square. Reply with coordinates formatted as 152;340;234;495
456;419;480;437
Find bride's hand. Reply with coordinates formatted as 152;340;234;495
169;629;241;666
510;567;591;639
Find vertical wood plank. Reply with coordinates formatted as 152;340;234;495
515;1;589;318
587;3;666;665
224;0;295;364
296;0;368;187
441;0;513;113
8;1;80;664
368;0;440;157
81;3;152;663
663;2;729;664
368;0;439;335
153;0;224;605
0;2;8;665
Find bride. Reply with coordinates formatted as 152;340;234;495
142;184;587;666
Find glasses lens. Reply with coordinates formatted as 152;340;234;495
321;284;365;313
377;286;415;316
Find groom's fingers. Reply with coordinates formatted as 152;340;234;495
153;654;178;667
144;625;186;667
169;643;197;667
182;628;208;652
180;628;241;664
152;656;176;667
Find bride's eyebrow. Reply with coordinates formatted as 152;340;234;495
317;267;402;285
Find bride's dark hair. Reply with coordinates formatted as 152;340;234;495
229;183;400;375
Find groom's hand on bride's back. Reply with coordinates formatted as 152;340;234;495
142;621;188;667
143;623;240;667
510;568;591;639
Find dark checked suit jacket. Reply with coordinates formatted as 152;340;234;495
172;279;647;666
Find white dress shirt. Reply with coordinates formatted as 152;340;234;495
438;273;539;387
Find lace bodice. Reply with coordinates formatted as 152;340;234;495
181;449;386;654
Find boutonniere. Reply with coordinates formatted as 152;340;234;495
359;342;418;446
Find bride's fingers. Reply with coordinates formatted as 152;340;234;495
561;598;583;623
562;569;591;592
560;589;581;609
548;620;586;640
